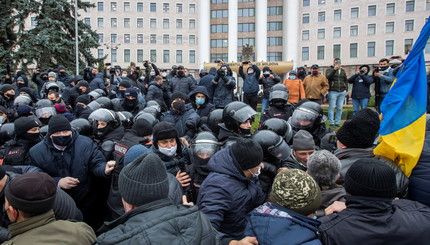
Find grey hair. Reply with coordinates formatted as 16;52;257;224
307;150;341;187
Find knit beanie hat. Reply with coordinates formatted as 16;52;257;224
152;122;178;146
1;84;14;94
270;169;321;216
292;130;315;150
14;116;42;137
77;80;89;88
344;158;397;198
170;91;187;104
119;80;131;88
55;104;67;113
5;172;57;214
133;118;153;137
53;189;83;221
119;152;169;206
124;88;139;98
123;144;150;167
48;72;57;78
48;114;71;135
76;95;90;105
231;138;263;170
16;105;33;117
336;108;379;148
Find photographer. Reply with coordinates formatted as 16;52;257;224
212;62;236;109
374;58;395;111
83;67;99;84
259;66;281;112
239;60;260;110
347;65;374;115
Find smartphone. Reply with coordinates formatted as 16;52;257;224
243;61;249;65
105;63;111;66
214;59;221;63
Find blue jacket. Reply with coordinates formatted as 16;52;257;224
199;67;216;103
347;65;374;99
239;65;261;96
212;66;236;108
90;73;106;91
161;104;200;137
197;147;266;241
377;67;395;94
245;202;321;245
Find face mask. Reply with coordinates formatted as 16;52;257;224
248;70;254;74
77;88;84;95
140;76;145;80
41;76;48;81
150;72;155;76
124;98;138;109
39;117;51;125
21;132;41;142
248;167;261;179
263;72;270;78
162;73;167;77
289;75;296;80
195;98;205;105
94;126;110;138
51;135;72;146
177;71;185;77
379;66;389;71
50;100;57;104
274;102;285;108
5;93;14;99
312;70;319;75
159;144;177;157
298;71;305;76
121;74;127;78
60;72;66;76
239;128;251;135
172;100;185;112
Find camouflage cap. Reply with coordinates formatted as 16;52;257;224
269;169;321;216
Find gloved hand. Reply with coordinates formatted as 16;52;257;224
185;120;196;130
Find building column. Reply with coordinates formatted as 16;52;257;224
198;0;211;67
228;0;238;62
255;0;267;62
284;0;299;68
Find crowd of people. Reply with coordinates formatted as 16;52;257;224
0;58;429;245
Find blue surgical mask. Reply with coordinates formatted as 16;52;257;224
195;98;205;105
289;76;296;80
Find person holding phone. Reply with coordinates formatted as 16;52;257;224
239;61;260;110
326;58;348;127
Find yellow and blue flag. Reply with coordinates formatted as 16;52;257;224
374;18;430;177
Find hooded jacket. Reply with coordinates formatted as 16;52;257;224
239;65;261;96
198;67;216;103
89;73;106;91
161;104;200;138
347;65;374;99
212;65;236;108
259;68;281;99
188;86;215;118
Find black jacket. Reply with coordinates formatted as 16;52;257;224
258;72;281;98
212;66;236;108
188;86;215;119
347;65;374;99
198;68;216;103
1;138;40;166
170;75;196;95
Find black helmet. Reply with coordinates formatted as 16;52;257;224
87;100;101;111
0;123;15;141
146;100;161;111
88;91;102;100
142;106;161;120
134;111;158;127
70;118;92;136
93;88;106;96
207;109;223;135
39;125;49;137
88;108;121;138
190;132;220;177
271;84;288;92
290;101;325;129
117;111;134;129
222;101;257;131
95;97;113;110
260;118;294;143
14;94;32;106
34;99;56;118
269;85;288;104
251;130;291;162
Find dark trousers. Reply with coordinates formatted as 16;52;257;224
243;94;258;110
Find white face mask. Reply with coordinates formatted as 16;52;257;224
121;74;127;78
159;144;177;157
248;166;261;179
150;72;155;76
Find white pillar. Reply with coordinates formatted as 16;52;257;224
255;0;267;62
228;0;238;62
284;0;299;68
198;0;211;68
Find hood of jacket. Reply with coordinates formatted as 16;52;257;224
358;65;371;75
207;147;248;182
189;86;210;105
208;67;217;76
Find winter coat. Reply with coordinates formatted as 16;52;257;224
260;104;295;124
245;202;321;245
212;71;236;108
111;98;144;116
318;197;430;245
280;151;307;171
0;138;40;166
93;125;126;161
96;198;218;245
3;210;95;245
57;72;72;87
198;67;216;103
29;130;107;206
197;147;266;241
170;75;196;95
283;78;306;104
259;72;281;99
316;186;346;217
239;65;261;96
347;65;374;99
302;74;329;100
150;142;191;175
377;67;395;94
75;106;93;120
189;86;215;118
146;82;165;106
326;67;348;92
89;73;106;91
161;104;200;138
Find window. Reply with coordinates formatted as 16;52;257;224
268;6;283;15
211;39;228;48
150;3;156;12
317;46;325;60
150;19;156;28
189;50;196;63
386;40;394;56
238;38;255;47
97;18;104;27
350;43;358;58
334;0;342;2
239;0;254;2
406;0;415;12
176;19;183;29
163;34;169;44
211;10;228;18
318;11;326;22
163;3;169;12
163;50;170;63
124;34;130;43
386;22;395;33
318;0;325;5
302;30;310;40
124;2;130;12
111;2;117;11
211;0;228;3
111;49;117;62
427;0;430;10
176;35;183;44
176;50;182;63
84;17;90;26
351;7;359;18
97;2;104;11
333;44;341;59
189;19;196;29
124;49;130;62
150;50;157;62
318;29;325;39
238;23;255;32
367;24;376;35
368;42;376;57
98;49;104;59
111;18;117;27
405;20;414;31
211;24;228;33
405;39;413;54
302;14;310;24
368;5;376;16
137;34;143;43
334;9;342;20
137;18;143;28
238;8;255;17
267;37;282;46
124;18;130;28
137;2;143;12
267;22;283;31
98;34;103;44
350;25;358;36
189;35;196;44
111;34;117;43
302;47;309;61
425;39;430;53
150;34;156;44
333;27;341;38
163;19;169;29
189;4;196;13
386;3;395;14
137;50;144;62
303;0;310;7
267;52;282;61
176;3;183;13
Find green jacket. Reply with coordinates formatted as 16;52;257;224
326;67;348;92
2;210;95;245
